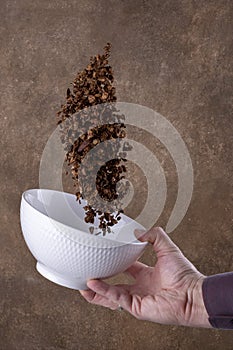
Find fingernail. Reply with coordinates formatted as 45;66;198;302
87;280;95;288
134;229;146;239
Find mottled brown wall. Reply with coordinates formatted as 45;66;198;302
0;0;233;349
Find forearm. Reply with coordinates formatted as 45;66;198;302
202;272;233;330
187;272;233;330
188;276;212;328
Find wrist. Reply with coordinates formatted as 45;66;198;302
188;275;212;328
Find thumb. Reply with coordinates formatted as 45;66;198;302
134;226;180;256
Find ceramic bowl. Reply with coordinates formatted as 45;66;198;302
20;189;147;290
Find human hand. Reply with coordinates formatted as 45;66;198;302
79;227;211;328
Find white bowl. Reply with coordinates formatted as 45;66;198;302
20;189;147;290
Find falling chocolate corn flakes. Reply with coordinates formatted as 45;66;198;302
56;44;132;235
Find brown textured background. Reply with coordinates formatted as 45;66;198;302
1;0;233;349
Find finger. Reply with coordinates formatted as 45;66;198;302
87;279;132;312
124;261;149;279
135;226;180;256
134;228;147;240
79;289;96;302
79;289;119;310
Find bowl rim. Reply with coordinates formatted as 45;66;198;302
21;188;148;247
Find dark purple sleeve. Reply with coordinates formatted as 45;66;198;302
202;272;233;330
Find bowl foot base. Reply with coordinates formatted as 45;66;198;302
36;262;88;290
